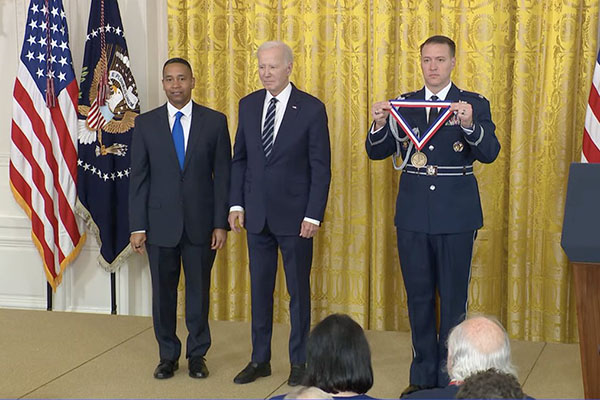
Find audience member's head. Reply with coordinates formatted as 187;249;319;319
447;316;516;382
303;313;374;395
455;368;525;399
284;385;334;399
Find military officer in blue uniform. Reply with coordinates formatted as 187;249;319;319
365;35;501;397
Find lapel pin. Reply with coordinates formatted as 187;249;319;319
291;105;297;109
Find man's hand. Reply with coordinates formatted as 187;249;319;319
299;221;320;239
130;232;147;254
372;100;392;131
451;101;474;129
211;228;227;250
228;211;245;233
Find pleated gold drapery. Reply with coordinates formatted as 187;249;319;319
167;0;598;343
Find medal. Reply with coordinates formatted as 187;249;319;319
411;151;427;168
453;141;464;152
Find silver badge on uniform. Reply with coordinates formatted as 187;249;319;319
453;141;465;152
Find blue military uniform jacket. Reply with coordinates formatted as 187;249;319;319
365;84;500;234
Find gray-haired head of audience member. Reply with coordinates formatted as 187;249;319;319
447;315;516;383
284;385;334;399
455;368;525;399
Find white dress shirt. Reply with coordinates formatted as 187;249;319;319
262;82;292;142
167;100;193;150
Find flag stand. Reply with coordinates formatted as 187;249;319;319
111;272;117;314
46;283;52;311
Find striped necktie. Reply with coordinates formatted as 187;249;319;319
262;97;278;158
172;111;185;170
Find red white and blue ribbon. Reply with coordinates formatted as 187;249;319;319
389;100;454;150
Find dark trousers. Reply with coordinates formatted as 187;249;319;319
396;229;476;387
247;224;313;365
147;230;215;361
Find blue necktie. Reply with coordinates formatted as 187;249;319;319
262;97;278;158
172;111;185;170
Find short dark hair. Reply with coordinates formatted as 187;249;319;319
303;314;373;395
162;57;193;75
420;35;456;57
456;368;525;399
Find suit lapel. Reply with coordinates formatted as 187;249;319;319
250;90;267;160
185;102;205;172
270;85;300;158
157;104;182;172
446;83;460;102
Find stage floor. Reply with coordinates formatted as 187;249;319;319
0;308;583;399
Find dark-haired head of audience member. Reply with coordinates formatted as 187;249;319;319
303;313;374;395
455;368;525;399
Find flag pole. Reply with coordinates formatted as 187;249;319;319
46;283;52;311
111;272;117;314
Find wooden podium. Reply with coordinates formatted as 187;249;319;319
561;163;600;399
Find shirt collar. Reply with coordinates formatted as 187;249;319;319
167;100;193;118
425;81;452;101
265;82;292;104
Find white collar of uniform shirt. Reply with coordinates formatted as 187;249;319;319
425;81;452;119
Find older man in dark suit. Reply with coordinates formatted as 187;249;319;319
228;41;331;386
129;58;231;380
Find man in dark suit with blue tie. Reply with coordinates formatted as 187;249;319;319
366;36;501;396
228;41;331;386
129;58;231;380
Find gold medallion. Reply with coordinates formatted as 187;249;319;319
453;141;464;152
411;151;428;168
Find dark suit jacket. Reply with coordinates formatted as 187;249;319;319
129;101;231;247
365;84;500;234
404;385;459;399
230;84;331;235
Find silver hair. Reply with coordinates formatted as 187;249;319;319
447;316;517;382
257;40;294;64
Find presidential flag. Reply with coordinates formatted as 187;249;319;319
76;0;139;271
583;50;600;163
10;0;85;290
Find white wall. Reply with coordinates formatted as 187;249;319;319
0;0;169;315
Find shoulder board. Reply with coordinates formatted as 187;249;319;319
459;89;487;101
397;91;417;100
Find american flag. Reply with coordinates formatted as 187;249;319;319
583;50;600;163
9;0;85;290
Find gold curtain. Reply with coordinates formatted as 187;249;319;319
167;0;598;343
